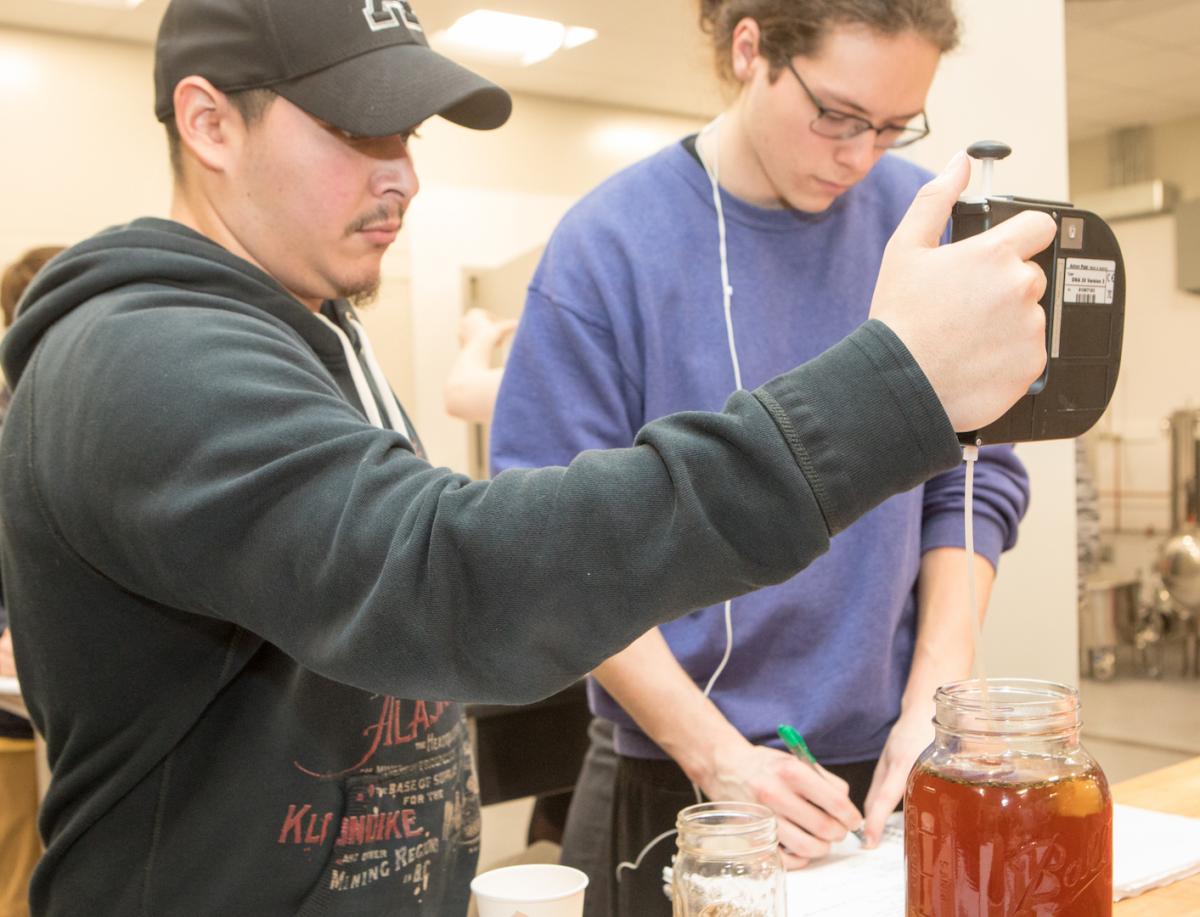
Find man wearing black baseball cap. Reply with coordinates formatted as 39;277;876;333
0;0;1055;913
154;0;512;137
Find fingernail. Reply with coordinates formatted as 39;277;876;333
940;149;966;177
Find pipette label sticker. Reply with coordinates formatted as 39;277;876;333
1064;258;1116;305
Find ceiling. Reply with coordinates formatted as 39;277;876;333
1;0;1199;140
0;0;726;117
1065;0;1200;141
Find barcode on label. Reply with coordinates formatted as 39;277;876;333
1064;257;1116;305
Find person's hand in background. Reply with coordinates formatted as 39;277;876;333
445;308;519;424
457;307;517;349
0;629;17;679
860;710;930;846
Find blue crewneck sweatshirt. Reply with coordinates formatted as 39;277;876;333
491;141;1030;763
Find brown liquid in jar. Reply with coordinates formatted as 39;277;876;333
905;763;1112;916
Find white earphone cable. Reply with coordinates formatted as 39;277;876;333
616;117;743;885
697;115;740;709
701;117;743;393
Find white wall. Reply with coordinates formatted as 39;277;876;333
0;29;170;259
894;0;1078;685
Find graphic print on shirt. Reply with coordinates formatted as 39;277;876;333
278;698;481;907
294;697;455;779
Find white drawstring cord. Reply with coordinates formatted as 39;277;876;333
348;317;408;435
315;313;384;429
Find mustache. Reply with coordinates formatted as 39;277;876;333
346;203;406;235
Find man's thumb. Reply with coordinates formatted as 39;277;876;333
891;150;969;249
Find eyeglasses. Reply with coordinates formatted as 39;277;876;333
785;60;930;149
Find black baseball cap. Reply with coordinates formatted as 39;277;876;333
154;0;512;136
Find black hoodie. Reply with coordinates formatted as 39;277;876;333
0;218;959;915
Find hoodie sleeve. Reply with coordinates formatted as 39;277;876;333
29;306;960;705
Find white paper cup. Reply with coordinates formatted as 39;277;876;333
470;863;588;917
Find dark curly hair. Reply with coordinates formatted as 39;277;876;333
699;0;959;82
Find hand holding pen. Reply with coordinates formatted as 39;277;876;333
698;734;865;869
778;724;868;845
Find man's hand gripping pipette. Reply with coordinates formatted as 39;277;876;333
868;150;1054;434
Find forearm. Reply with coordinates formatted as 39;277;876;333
901;547;996;715
444;324;508;423
68;318;959;706
443;365;504;423
593;628;745;784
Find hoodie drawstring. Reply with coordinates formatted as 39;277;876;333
314;313;386;430
348;318;408;435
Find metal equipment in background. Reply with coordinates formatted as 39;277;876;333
953;141;1126;447
1152;410;1200;676
1082;409;1200;681
1168;409;1200;533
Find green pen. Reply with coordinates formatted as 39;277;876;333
777;724;868;844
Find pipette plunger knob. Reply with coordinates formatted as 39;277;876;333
966;140;1012;162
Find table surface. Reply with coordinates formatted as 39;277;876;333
1113;755;1200;915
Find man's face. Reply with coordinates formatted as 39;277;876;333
228;95;419;308
741;25;940;213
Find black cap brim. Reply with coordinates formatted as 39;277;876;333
275;43;512;136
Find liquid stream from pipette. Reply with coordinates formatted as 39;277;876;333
964;451;994;721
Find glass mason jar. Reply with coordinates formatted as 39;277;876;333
905;679;1113;916
671;801;785;917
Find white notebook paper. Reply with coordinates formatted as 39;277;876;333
785;813;905;916
1113;803;1200;900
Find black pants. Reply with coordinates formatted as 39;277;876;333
611;754;881;917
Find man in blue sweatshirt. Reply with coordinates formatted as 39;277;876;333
491;2;1030;913
0;0;1054;914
